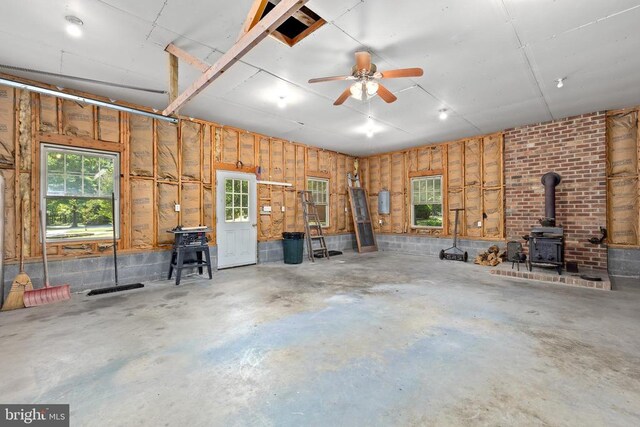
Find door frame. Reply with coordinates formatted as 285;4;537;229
215;170;258;269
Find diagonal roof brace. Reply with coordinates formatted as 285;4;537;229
165;43;210;73
163;0;308;116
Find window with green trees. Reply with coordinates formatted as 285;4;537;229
411;176;443;227
41;145;119;241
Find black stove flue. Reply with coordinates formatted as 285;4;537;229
541;172;561;226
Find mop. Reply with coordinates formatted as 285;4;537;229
23;207;71;307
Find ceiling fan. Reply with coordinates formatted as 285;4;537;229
308;51;423;105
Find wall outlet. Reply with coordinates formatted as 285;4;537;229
262;205;272;212
281;206;286;212
477;221;482;227
345;207;348;213
379;219;383;225
174;204;181;212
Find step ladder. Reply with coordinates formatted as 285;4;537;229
299;190;330;262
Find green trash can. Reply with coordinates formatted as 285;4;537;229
282;232;305;264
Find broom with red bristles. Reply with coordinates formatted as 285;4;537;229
23;206;71;307
2;199;34;311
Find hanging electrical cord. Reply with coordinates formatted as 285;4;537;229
0;63;167;94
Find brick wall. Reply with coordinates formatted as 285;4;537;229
504;112;607;269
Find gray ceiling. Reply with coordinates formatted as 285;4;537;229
1;0;640;155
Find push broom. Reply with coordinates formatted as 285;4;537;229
2;199;34;311
23;206;71;307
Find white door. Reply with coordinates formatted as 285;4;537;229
216;171;257;269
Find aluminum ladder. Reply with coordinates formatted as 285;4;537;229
299;190;330;262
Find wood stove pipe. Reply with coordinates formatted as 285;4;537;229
541;172;561;225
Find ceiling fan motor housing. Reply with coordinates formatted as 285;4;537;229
352;63;377;76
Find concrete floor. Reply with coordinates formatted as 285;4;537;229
1;252;639;426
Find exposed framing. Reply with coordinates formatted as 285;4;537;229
240;0;326;47
163;0;309;115
359;131;505;241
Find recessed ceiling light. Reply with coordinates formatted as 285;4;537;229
556;78;565;88
439;109;448;120
65;15;83;38
366;116;374;127
365;116;375;137
277;96;287;109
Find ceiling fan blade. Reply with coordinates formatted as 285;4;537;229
378;68;424;79
376;84;398;103
333;87;352;106
355;51;372;72
308;75;355;84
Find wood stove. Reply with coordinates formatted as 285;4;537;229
524;172;564;275
526;227;564;274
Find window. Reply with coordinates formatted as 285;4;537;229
307;177;329;227
225;178;250;222
411;176;443;228
41;144;120;241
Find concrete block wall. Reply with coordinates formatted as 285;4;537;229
258;234;356;263
1;246;218;297
608;248;640;278
1;234;359;300
504;112;608;270
376;234;501;258
377;234;639;278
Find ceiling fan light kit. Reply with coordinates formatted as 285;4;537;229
349;80;379;101
308;51;423;106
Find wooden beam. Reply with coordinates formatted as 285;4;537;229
239;0;269;40
292;9;315;26
269;30;294;47
290;18;326;46
168;52;179;104
39;133;124;153
213;162;257;174
165;43;209;73
408;169;444;178
163;0;308;116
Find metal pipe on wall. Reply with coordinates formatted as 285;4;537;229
0;174;5;307
0;77;178;124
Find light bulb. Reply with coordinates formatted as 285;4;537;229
277;96;287;109
366;130;374;138
350;82;364;100
439;109;448;120
365;81;379;96
65;16;83;38
66;24;82;37
556;78;564;88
